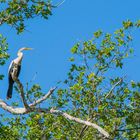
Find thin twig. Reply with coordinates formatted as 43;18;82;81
116;127;140;131
105;78;123;98
29;87;57;107
52;0;65;8
31;0;65;8
30;72;37;83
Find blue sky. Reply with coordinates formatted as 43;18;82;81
0;0;140;103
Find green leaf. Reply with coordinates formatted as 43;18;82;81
69;57;75;62
71;43;79;54
94;30;102;38
123;20;133;29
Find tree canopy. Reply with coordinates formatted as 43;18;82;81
0;0;140;139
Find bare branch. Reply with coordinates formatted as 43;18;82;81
14;78;30;110
0;99;110;138
29;87;57;107
83;50;91;71
105;78;123;98
0;99;26;114
53;0;65;8
50;109;110;138
31;0;65;8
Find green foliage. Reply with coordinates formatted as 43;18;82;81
59;21;140;139
94;30;102;38
0;34;9;65
0;3;140;139
26;84;44;104
0;0;53;34
123;20;133;29
71;43;80;54
0;121;20;140
0;34;9;80
135;20;140;27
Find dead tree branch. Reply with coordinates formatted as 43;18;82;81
105;78;123;98
0;98;109;138
1;69;109;138
14;78;30;110
50;109;109;138
29;87;57;107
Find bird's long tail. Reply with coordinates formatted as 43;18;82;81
7;82;14;99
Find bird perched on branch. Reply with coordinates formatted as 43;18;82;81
7;47;33;99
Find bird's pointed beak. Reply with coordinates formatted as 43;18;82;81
25;48;34;50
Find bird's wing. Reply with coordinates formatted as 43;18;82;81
17;65;21;77
8;61;14;85
8;60;14;74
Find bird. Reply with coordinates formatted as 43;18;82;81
7;47;33;99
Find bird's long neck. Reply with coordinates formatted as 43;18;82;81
13;51;23;65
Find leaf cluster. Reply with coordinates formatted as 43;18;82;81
0;8;140;139
0;0;53;33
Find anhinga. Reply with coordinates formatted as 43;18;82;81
7;47;33;99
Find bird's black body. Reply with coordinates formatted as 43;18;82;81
7;47;32;99
7;61;21;99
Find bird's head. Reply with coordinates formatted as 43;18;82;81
24;47;33;50
18;47;33;52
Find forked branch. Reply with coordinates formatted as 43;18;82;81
29;87;57;107
0;98;109;138
105;78;123;98
14;78;29;110
0;79;109;138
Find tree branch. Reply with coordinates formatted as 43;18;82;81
0;5;22;25
14;78;30;110
29;87;57;107
31;0;65;8
105;78;123;98
79;118;92;138
0;98;110;138
0;99;26;114
52;0;65;8
50;109;109;138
